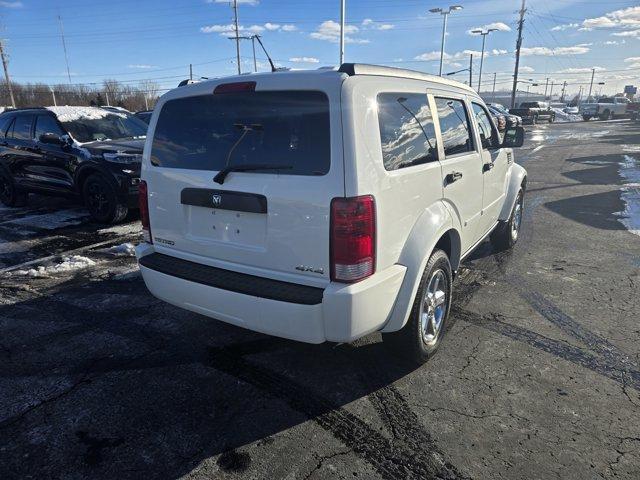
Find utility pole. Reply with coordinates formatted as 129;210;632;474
469;54;473;87
511;0;526;108
560;81;567;102
549;81;555;100
339;0;345;64
544;77;549;99
492;72;497;102
0;40;15;108
49;86;57;106
587;67;596;102
232;0;241;75
251;35;257;72
57;15;72;85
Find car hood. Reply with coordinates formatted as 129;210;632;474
81;138;145;155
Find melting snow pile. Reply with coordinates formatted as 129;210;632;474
46;106;126;122
551;108;582;123
100;242;136;257
11;255;96;278
617;155;640;237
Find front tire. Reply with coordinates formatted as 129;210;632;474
491;188;524;252
383;249;452;365
0;173;28;207
82;174;128;224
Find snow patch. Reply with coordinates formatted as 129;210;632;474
10;255;96;278
551;108;582;123
46;106;126;123
98;223;141;236
1;209;88;234
98;242;136;257
616;155;640;237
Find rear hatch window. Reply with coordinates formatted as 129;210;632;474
150;90;330;176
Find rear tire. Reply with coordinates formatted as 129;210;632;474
0;173;28;207
383;249;452;365
583;116;591;122
82;174;128;224
491;188;524;252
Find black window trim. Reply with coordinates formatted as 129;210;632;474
433;95;476;161
2;116;15;138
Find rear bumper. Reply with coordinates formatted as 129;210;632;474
136;245;406;344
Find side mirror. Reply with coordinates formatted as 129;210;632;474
502;126;524;148
39;132;64;145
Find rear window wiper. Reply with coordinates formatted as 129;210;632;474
213;164;293;184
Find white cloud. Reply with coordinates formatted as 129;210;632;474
580;6;640;31
362;18;395;30
551;23;579;31
289;57;320;64
612;30;640;37
557;67;605;73
414;48;508;62
128;64;157;69
201;22;294;36
467;22;511;34
310;20;369;44
520;45;590;56
0;1;23;7
207;0;259;4
625;57;640;63
519;66;535;73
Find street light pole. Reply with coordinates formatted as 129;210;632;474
339;0;346;64
587;67;596;102
544;77;549;99
471;28;498;92
430;5;463;77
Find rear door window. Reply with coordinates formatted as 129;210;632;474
9;115;34;141
151;90;330;176
377;92;438;171
434;98;473;157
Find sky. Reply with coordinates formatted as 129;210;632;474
1;0;640;98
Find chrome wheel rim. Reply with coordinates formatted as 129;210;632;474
511;196;523;241
420;269;448;346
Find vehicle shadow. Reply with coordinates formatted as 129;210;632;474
0;276;461;480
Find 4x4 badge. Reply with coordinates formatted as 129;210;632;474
212;194;222;207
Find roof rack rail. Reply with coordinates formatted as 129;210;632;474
0;106;48;113
337;63;475;93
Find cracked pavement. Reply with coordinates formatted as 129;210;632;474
0;120;639;479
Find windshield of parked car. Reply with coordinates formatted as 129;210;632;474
150;90;330;176
52;108;148;143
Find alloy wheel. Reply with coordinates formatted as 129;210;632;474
420;269;448;347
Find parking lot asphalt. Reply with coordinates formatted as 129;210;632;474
0;120;639;480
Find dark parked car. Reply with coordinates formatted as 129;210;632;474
0;106;147;223
134;110;153;124
488;103;522;128
510;101;555;124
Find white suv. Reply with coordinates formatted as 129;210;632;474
136;64;526;363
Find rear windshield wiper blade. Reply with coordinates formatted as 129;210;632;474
213;164;293;184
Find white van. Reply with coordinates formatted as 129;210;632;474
136;64;526;363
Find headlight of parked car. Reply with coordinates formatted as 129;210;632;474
103;153;143;164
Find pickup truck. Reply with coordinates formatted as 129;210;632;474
509;102;555;124
579;97;630;121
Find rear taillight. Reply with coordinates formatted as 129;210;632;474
138;180;152;244
330;195;376;283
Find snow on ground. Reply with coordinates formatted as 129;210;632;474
98;242;136;257
98;223;141;236
1;209;88;234
616;154;640;237
9;255;96;278
46;106;126;122
552;108;582;123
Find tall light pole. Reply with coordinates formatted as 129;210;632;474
587;67;596;102
471;28;498;92
339;0;346;64
430;5;463;77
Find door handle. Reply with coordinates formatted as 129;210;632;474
446;171;463;184
483;162;495;172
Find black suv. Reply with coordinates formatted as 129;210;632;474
0;106;147;223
